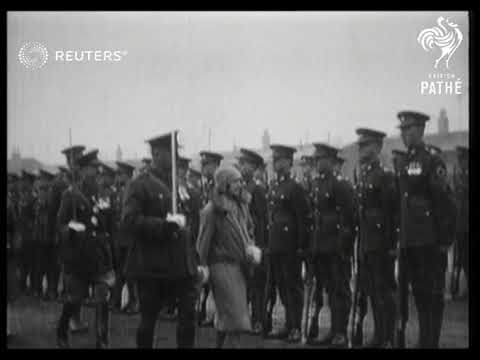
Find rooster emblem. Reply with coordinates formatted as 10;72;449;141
417;16;463;69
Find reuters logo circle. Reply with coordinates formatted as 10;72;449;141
18;42;48;70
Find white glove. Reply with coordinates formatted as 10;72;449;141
166;213;186;228
246;244;262;265
68;220;86;232
197;266;210;284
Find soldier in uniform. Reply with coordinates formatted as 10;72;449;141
160;156;203;320
140;158;152;175
47;166;71;301
178;157;202;248
308;154;347;343
238;148;269;335
56;149;116;348
18;170;37;296
299;155;315;191
396;111;457;348
122;133;200;348
308;143;354;348
32;169;56;300
266;144;312;343
453;146;468;292
197;151;223;327
353;128;397;348
111;161;139;313
51;147;89;332
187;167;203;191
7;173;21;339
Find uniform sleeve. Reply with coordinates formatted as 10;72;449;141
196;205;216;266
382;171;398;252
121;178;169;241
337;180;355;254
57;190;72;230
429;155;457;247
291;183;313;252
252;185;268;249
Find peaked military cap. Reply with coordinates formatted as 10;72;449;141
270;144;297;159
397;111;430;129
21;169;37;183
239;148;264;167
97;161;116;177
456;146;469;158
116;161;135;176
312;143;339;159
356;128;387;145
200;151;224;164
178;156;191;169
77;149;99;168
39;169;56;181
146;131;178;151
61;145;85;160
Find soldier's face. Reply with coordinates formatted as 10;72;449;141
201;162;217;178
239;159;255;178
273;157;291;174
358;141;381;163
316;157;333;173
151;147;172;170
401;125;424;148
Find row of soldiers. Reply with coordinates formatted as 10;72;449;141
194;110;468;348
6;109;468;348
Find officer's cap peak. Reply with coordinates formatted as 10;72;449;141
397;111;430;129
199;151;224;163
356;128;386;144
239;148;264;167
145;131;178;150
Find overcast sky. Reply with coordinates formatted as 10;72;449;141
8;11;469;165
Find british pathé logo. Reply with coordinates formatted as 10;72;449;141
417;16;463;70
417;17;464;96
18;42;49;70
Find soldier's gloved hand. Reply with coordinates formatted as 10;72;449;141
197;265;209;284
246;244;262;265
166;213;186;228
68;220;86;232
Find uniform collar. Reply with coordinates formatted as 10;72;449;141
407;142;426;156
360;159;380;174
276;172;291;183
318;169;333;181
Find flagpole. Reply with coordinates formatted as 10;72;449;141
171;131;177;215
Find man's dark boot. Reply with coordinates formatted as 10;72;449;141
95;302;109;349
430;296;445;348
57;303;73;349
307;314;320;341
352;320;364;347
